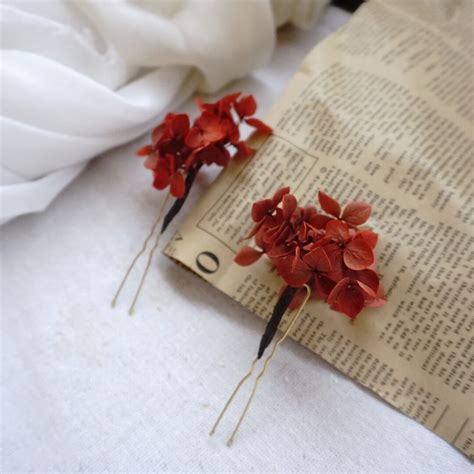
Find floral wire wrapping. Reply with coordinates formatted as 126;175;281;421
112;93;272;313
210;188;386;445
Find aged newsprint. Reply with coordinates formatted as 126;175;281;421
164;0;474;457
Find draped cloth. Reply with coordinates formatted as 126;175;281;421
0;0;328;225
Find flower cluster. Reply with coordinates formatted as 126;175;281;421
235;188;386;319
136;93;272;198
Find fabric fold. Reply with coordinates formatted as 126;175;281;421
0;0;328;225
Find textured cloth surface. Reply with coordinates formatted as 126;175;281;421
0;0;328;225
1;7;472;473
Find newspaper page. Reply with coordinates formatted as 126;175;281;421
164;0;474;457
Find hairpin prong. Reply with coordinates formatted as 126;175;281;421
111;193;169;311
128;197;169;315
210;284;311;446
209;358;258;436
226;284;310;446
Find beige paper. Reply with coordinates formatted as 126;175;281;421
164;0;474;457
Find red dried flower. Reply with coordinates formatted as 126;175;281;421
136;92;272;199
235;188;386;320
116;92;272;317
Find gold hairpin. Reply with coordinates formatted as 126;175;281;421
111;193;170;314
210;284;311;446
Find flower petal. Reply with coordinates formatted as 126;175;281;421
342;201;371;225
234;246;262;266
312;274;336;298
197;145;229;167
309;213;332;229
195;96;208;111
288;287;308;310
170;172;185;198
235;95;257;117
251;199;273;222
223;118;240;144
185;127;204;148
151;123;166;145
144;154;159;170
245;118;272;134
196;111;226;142
326;219;350;241
355;230;378;249
343;239;374;270
202;125;226;143
136;145;153;156
282;194;297;220
218;92;241;115
318;191;341;217
357;280;377;299
272;186;290;205
276;256;311;287
170;114;190;139
235;141;255;158
152;159;170;190
267;243;294;258
328;278;365;319
303;247;332;273
352;268;379;292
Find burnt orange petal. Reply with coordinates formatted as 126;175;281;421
303;247;332;273
234;246;262;266
170;114;190;139
272;186;290;205
153;159;170;190
328;278;365;319
202;124;226;143
235;95;257;117
170;172;185;198
343;239;374;270
223;118;240;144
218;92;241;114
355;230;378;249
196;111;219;130
276;256;311;287
318;191;341;217
353;268;379;292
152;123;166;145
185;127;204;148
342;201;371;226
251;199;273;222
314;274;336;298
282;194;297;220
309;213;332;229
326;219;350;241
235;141;255;158
195;96;213;112
245;118;272;134
136;145;153;156
288;287;308;310
357;280;377;299
144;154;159;170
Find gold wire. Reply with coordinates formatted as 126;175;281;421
226;284;311;447
209;358;258;437
127;193;170;315
111;194;170;309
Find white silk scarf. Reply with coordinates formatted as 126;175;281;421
0;0;328;225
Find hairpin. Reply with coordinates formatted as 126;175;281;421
111;93;272;314
210;188;386;445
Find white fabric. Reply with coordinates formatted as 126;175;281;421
2;7;471;472
0;0;328;225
